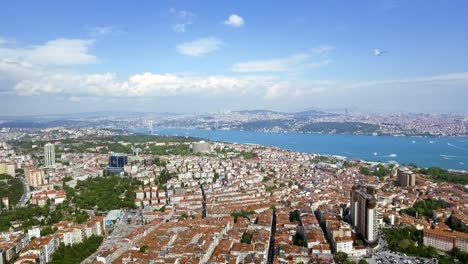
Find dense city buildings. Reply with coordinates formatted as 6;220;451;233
125;111;468;137
0;127;467;264
3;0;468;263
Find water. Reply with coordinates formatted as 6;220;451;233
139;128;468;171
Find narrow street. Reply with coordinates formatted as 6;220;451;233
200;184;206;218
267;210;277;264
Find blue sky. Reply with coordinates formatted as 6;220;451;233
1;0;468;115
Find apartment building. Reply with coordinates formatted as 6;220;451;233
349;184;379;245
423;228;468;252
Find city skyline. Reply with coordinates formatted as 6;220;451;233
1;0;468;115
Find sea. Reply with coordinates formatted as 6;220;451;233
137;128;468;171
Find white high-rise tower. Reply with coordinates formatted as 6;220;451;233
44;143;56;168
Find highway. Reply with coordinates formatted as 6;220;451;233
17;176;31;207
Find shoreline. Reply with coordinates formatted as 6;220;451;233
132;127;468;172
132;126;468;138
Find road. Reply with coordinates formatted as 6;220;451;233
81;220;141;264
364;231;436;264
366;251;437;264
17;176;30;207
82;205;174;264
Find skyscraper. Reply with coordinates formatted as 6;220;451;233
44;143;55;169
397;168;416;187
349;184;379;245
105;153;128;174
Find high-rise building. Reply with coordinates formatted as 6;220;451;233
44;143;56;169
191;141;213;153
24;164;45;187
349;184;379;245
397;168;415;187
105;153;128;174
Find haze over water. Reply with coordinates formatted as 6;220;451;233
143;128;468;171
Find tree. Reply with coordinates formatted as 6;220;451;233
421;166;468;184
241;232;252;244
67;176;141;211
383;215;391;225
289;210;300;223
400;199;445;218
334;252;349;264
139;245;147;253
359;167;370;175
40;226;58;236
0;174;23;206
358;259;369;264
230;210;256;223
373;164;389;177
213;172;220;183
262;176;271;182
49;235;103;264
383;226;439;258
292;232;307;247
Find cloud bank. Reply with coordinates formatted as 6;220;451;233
177;37;223;56
1;37;468;113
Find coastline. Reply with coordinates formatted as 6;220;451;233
133;127;468;172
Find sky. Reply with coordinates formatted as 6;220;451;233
1;0;468;115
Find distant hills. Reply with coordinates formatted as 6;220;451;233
1;109;466;136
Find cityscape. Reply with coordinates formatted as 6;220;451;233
0;128;467;264
1;1;468;264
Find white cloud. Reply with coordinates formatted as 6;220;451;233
170;8;195;33
173;23;190;33
310;46;335;54
68;96;81;102
224;14;244;28
170;8;195;20
3;51;468;106
231;47;334;72
232;54;310;72
0;56;276;97
1;37;468;113
0;37;15;45
0;38;98;65
265;82;290;98
177;37;223;56
87;26;113;36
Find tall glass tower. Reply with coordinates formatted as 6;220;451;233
44;143;56;168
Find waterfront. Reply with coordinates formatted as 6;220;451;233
142;128;468;171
